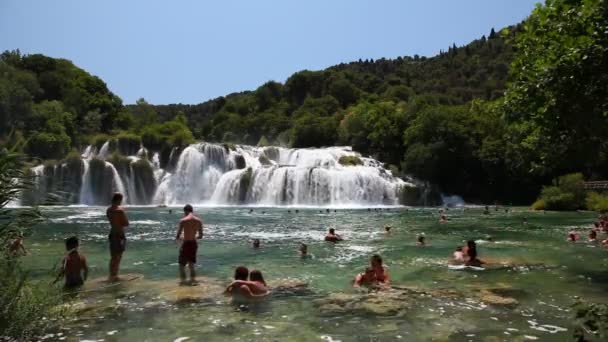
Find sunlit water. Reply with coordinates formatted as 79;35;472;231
19;207;608;341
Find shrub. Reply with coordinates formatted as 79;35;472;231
25;132;71;160
90;133;112;150
586;192;608;212
531;199;546;210
534;173;586;210
116;132;141;156
338;155;363;166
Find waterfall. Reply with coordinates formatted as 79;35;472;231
25;141;416;206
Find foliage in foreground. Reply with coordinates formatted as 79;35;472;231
0;151;64;340
573;300;608;341
533;173;608;212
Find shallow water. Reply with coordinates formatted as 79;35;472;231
20;206;608;341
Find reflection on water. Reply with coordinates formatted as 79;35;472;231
20;207;608;341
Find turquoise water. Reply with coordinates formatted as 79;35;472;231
21;206;608;341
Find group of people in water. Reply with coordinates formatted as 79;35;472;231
12;193;607;298
567;214;608;245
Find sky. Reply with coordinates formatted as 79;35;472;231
0;0;540;105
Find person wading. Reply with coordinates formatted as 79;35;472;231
175;204;203;285
106;192;129;282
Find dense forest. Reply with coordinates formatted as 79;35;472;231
1;0;607;205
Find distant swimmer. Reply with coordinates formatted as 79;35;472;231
288;210;291;213
567;231;579;242
483;206;490;215
417;235;426;247
54;236;88;289
249;209;254;213
169;209;173;214
326;209;330;213
370;254;390;285
384;225;392;234
439;215;448;223
252;239;261;249
299;243;309;258
522;217;528;225
295;209;299;214
225;266;269;299
589;230;597;242
325;228;343;242
8;233;27;257
106;192;129;282
353;267;377;288
175;204;203;285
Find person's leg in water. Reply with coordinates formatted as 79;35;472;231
188;261;196;284
179;263;187;284
109;251;122;281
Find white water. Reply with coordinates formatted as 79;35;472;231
26;141;414;206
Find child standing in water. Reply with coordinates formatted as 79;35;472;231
54;236;88;289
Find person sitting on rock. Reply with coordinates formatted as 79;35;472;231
325;228;343;242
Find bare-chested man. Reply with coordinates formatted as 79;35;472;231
175;204;203;285
106;192;129;282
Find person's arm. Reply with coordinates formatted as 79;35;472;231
19;243;27;256
82;256;88;281
237;284;269;298
53;258;65;284
197;220;203;240
353;274;362;287
381;268;391;284
121;209;129;227
175;221;184;241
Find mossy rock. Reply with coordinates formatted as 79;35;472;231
131;159;156;204
258;155;272;166
107;153;132;176
238;167;252;203
234;154;246;169
338;155;363;166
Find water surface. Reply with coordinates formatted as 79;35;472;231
22;207;608;341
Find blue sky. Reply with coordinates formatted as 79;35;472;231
0;0;539;105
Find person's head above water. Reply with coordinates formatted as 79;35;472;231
249;269;266;286
65;236;79;251
111;192;123;206
300;243;308;254
253;239;261;248
329;228;335;235
417;235;425;243
183;204;193;215
371;254;383;268
234;266;249;281
385;225;391;232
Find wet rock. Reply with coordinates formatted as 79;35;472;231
479;289;518;307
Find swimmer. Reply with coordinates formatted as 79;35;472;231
588;230;597;242
370;254;390;285
326;209;330;213
325;228;343;242
353;267;377;288
522;217;528;225
463;240;484;267
224;266;269;299
54;236;88;289
295;209;299;214
288;210;291;213
439;215;448;223
249;209;254;213
384;225;392;234
252;239;261;249
175;204;203;285
417;235;426;246
106;192;129;282
299;243;309;257
483;206;490;215
567;231;578;242
8;233;27;257
169;209;173;214
453;246;465;263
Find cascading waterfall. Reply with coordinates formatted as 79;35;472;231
23;141;416;206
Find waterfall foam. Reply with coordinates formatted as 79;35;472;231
25;141;415;206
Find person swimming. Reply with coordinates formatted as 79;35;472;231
370;254;390;285
384;225;392;233
325;228;343;242
224;266;269;299
252;239;261;249
453;246;465;263
299;243;309;257
463;240;483;267
54;236;88;289
588;230;597;242
353;267;377;288
568;231;579;242
439;215;448;223
417;235;426;246
8;233;27;257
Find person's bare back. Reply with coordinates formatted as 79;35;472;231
178;213;203;241
107;205;129;233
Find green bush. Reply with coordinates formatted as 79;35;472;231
535;173;586;210
338;155;363;166
90;133;112;150
116;132;141;156
531;199;546;211
586;192;608;212
25;132;71;160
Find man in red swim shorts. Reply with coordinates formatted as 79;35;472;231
175;204;203;285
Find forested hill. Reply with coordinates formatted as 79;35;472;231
2;0;607;204
149;26;515;147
